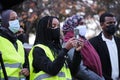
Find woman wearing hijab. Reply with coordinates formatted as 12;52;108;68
0;9;29;80
28;16;84;80
62;14;105;80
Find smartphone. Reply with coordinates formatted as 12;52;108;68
74;28;79;39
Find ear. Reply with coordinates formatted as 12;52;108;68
100;22;104;29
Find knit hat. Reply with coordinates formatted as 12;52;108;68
62;14;83;32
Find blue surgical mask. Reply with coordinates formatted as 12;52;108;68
8;19;20;33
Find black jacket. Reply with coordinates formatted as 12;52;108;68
32;46;81;77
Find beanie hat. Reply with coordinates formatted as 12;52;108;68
62;14;83;32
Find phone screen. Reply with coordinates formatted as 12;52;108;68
74;28;79;39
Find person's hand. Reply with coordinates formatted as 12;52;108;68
20;68;29;76
64;37;75;50
65;37;84;51
74;38;84;51
69;37;84;51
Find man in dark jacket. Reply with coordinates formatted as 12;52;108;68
89;12;120;80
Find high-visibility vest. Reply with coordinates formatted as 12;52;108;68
29;44;72;80
0;36;25;80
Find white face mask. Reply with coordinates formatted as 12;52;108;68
8;19;20;33
76;25;87;37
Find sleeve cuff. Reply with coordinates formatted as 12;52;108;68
63;48;69;53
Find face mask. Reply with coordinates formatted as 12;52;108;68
76;25;87;37
8;19;20;33
51;28;60;42
105;24;117;35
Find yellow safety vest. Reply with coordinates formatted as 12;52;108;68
29;44;72;80
0;36;25;80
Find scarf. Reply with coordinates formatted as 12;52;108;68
81;40;102;77
63;31;74;42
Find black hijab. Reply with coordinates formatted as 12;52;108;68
34;16;61;52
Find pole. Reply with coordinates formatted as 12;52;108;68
0;51;8;80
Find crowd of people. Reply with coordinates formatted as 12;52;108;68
0;1;120;80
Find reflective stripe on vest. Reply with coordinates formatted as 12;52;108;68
29;44;72;80
35;72;65;80
0;36;25;79
1;77;19;80
0;63;22;69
